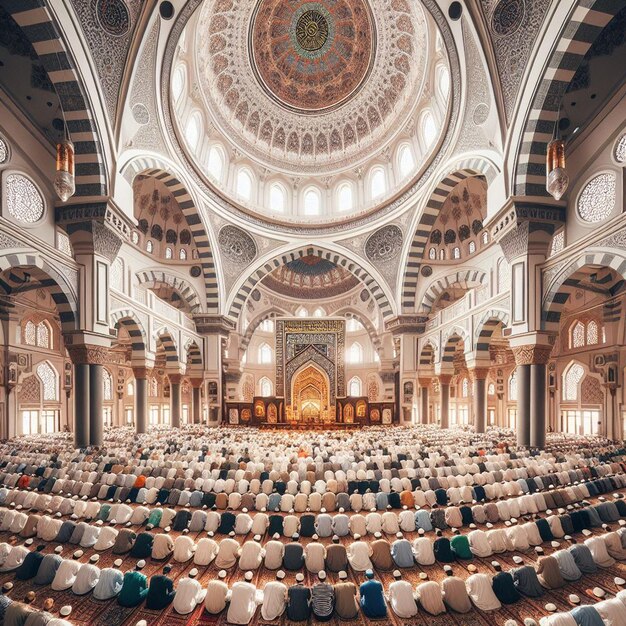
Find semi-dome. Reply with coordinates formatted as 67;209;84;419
171;0;452;224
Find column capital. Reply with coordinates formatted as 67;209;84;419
132;367;150;379
468;367;490;381
190;377;204;388
418;377;431;388
438;374;452;385
168;373;183;385
66;344;110;365
194;315;236;336
512;344;553;366
385;315;428;336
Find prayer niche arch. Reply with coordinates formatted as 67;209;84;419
289;364;331;424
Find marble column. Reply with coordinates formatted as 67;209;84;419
133;368;148;434
530;363;546;449
74;364;90;448
516;364;531;447
191;379;203;424
419;379;430;424
471;368;489;434
169;374;182;428
439;374;451;429
89;364;103;447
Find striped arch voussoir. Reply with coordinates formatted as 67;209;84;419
420;269;488;313
474;310;510;355
110;310;148;360
441;329;467;364
136;270;201;313
155;328;180;366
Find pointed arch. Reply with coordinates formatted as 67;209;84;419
241;307;288;351
121;157;218;312
227;245;396;321
155;328;180;368
441;329;468;365
185;340;203;374
402;159;498;312
474;309;510;358
135;269;202;313
419;341;437;367
333;307;382;350
110;309;148;362
419;269;488;313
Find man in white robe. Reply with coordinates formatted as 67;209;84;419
261;575;288;621
387;572;417;618
347;538;373;572
238;541;264;570
227;580;260;625
465;573;501;611
173;573;206;615
71;563;100;595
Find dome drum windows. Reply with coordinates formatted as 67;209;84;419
303;187;321;216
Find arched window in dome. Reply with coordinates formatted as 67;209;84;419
468;241;476;254
179;249;187;260
103;369;113;401
422;111;437;149
259;319;274;333
437;65;450;100
303;187;321;216
482;231;489;245
172;65;185;103
146;240;154;253
36;322;50;349
207;146;224;182
398;144;415;179
453;247;461;259
270;183;286;212
37;362;58;402
258;342;273;364
259;377;272;397
429;248;436;260
296;307;308;318
236;169;253;202
439;249;446;260
347;342;363;364
349;377;362;397
370;168;386;200
165;247;172;260
346;318;362;332
337;183;353;212
185;113;201;151
313;307;325;318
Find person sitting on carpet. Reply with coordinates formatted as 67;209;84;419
359;570;387;619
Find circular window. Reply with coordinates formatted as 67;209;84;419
6;173;44;224
0;138;8;164
577;172;616;223
448;2;463;20
614;133;626;164
159;1;174;19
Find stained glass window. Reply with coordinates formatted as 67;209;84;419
6;174;44;223
577;172;616;223
571;321;585;348
509;372;517;401
24;321;36;346
0;138;7;164
37;362;58;401
564;363;585;401
587;320;599;345
615;134;626;164
103;369;113;401
36;322;50;349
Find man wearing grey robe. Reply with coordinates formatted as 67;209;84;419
34;554;63;586
315;513;333;538
390;539;414;568
552;549;582;581
332;514;350;537
568;543;597;574
511;565;544;597
93;567;124;600
68;522;87;545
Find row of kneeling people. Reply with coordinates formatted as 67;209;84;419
2;520;626;579
1;465;623;512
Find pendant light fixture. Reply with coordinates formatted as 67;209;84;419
54;123;75;202
546;113;569;201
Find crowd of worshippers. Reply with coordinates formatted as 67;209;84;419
2;529;626;624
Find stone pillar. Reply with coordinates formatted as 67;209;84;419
516;364;531;447
74;364;90;448
471;368;489;434
439;374;451;429
169;374;182;428
419;378;430;424
89;364;104;447
191;378;203;424
530;363;546;448
133;368;148;434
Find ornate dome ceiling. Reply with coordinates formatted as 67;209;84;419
169;0;453;226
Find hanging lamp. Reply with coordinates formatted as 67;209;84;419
53;124;75;202
546;114;569;201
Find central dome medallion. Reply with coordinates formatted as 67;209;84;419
250;0;375;112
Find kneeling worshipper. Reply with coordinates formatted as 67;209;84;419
433;533;455;563
512;564;545;598
441;566;472;613
205;573;230;615
33;553;62;586
239;537;264;570
261;572;288;621
450;532;473;559
194;537;218;566
348;536;373;572
173;569;206;615
416;579;446;616
388;570;418;618
359;570;387;619
391;536;415;568
568;542;598;574
537;555;566;589
72;560;101;595
370;536;394;571
311;571;335;622
491;562;521;604
287;573;312;622
585;535;615;568
604;531;626;560
570;605;606;626
595;597;626;626
552;549;582;581
15;545;45;580
51;556;82;591
326;536;348;573
466;573;502;611
151;533;174;561
305;538;327;574
93;566;124;600
284;535;305;570
0;545;29;572
334;571;359;620
145;565;176;610
540;612;579;626
413;536;436;565
264;539;285;570
216;537;240;569
228;577;261;625
118;563;149;607
468;529;493;557
173;535;195;563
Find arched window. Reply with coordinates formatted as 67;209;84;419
260;377;272;397
36;362;58;402
126;381;134;396
270;183;286;212
258;342;273;364
438;65;450;99
349;377;362;397
587;320;599;345
482;231;489;245
236;169;253;201
149;378;158;397
461;378;469;398
563;362;585;401
146;240;154;253
571;321;585;349
303;188;321;215
488;382;496;396
509;372;517;401
131;231;139;245
370;168;386;200
172;65;185;103
346;318;362;332
36;322;50;349
422;111;437;148
468;241;476;254
165;247;173;259
313;307;325;318
439;249;446;260
296;307;308;318
24;321;36;346
398;145;415;179
207;146;224;182
338;183;353;212
185;113;201;151
348;342;363;364
453;247;461;259
259;318;274;333
429;248;436;260
103;369;113;401
179;249;187;260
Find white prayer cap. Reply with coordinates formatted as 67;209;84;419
189;568;199;578
218;570;227;579
419;572;428;580
253;534;261;542
136;560;146;569
277;570;285;580
593;587;605;598
569;594;581;604
550;541;560;548
54;546;63;554
353;534;361;540
90;554;99;563
73;550;83;559
395;532;403;539
318;570;326;580
60;606;72;617
392;570;401;579
24;539;33;546
339;571;348;580
114;558;123;567
296;573;305;583
615;577;626;586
